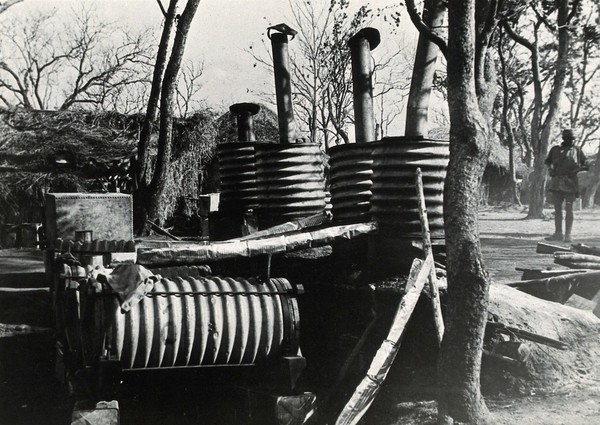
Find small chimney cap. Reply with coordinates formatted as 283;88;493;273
267;23;298;40
348;27;380;50
229;103;260;116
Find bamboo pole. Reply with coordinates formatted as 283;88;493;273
415;168;444;344
335;255;434;425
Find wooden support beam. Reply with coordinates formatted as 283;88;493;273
335;255;434;425
415;168;444;345
506;270;600;303
536;242;570;254
571;243;600;257
486;321;568;350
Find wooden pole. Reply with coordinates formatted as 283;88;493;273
335;255;434;425
415;167;444;344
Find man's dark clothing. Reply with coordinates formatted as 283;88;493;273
545;143;587;202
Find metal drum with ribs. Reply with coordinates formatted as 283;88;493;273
60;269;301;371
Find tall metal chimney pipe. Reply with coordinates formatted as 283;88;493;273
230;103;260;141
348;27;380;144
268;24;298;144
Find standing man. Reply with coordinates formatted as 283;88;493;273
545;128;587;242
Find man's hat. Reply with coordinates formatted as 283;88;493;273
562;128;575;139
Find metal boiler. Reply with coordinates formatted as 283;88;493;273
329;28;380;223
217;103;260;213
55;264;301;371
254;24;326;228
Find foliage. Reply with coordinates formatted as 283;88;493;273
0;107;219;225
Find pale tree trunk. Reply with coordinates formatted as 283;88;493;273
146;0;201;227
515;1;571;218
583;148;600;208
405;0;446;137
437;0;492;423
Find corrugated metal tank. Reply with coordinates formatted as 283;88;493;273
370;137;449;238
255;143;327;227
329;143;374;222
217;142;258;212
84;276;300;369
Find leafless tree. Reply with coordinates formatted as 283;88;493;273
175;59;205;118
247;0;406;149
0;0;22;15
0;4;154;111
135;0;202;230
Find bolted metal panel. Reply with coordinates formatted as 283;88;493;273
255;143;326;226
45;193;133;247
370;138;449;238
329;143;374;222
101;276;299;369
217;142;258;212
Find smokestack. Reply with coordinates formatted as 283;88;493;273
348;27;380;144
268;23;298;144
229;103;260;141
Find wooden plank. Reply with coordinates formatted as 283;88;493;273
506;270;600;303
516;268;588;280
564;294;596;311
335;255;434;425
486;322;568;350
554;252;600;263
415;168;444;345
592;289;600;319
536;242;570;254
571;243;600;257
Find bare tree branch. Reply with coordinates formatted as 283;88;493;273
0;0;23;14
405;0;448;58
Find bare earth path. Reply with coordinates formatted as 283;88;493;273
480;205;600;283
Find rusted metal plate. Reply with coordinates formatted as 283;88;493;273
45;193;133;246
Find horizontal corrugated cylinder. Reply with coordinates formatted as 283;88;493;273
255;143;326;227
92;276;300;369
329;143;374;222
148;265;212;279
370;138;449;238
217;142;258;211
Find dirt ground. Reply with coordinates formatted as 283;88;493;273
1;205;599;424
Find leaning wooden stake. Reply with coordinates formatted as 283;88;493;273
415;167;445;344
335;255;434;425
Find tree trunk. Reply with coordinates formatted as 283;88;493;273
405;0;446;137
508;132;521;205
437;1;491;423
135;0;179;189
145;0;201;227
526;0;571;218
583;147;600;208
